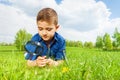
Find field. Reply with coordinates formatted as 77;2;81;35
0;46;120;80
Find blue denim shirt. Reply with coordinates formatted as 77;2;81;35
25;32;66;61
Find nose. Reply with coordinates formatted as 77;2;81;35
42;30;47;35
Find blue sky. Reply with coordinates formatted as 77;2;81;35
96;0;120;19
0;0;120;43
55;0;63;4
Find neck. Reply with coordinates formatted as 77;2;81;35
45;38;54;47
45;39;52;44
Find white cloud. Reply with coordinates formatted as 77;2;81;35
58;27;98;42
0;4;37;43
0;0;120;43
9;0;58;16
58;0;111;31
103;18;120;35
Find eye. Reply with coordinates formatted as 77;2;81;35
47;28;53;31
38;27;43;31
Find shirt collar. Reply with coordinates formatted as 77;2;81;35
54;32;58;41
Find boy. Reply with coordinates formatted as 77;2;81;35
25;8;66;67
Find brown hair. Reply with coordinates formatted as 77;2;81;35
37;8;58;25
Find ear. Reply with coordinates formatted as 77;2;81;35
56;25;59;30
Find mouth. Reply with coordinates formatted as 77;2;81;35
42;36;48;39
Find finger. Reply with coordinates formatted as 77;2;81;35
37;62;46;67
37;56;46;60
37;56;44;60
42;56;46;59
37;58;47;62
37;60;47;65
38;64;46;67
37;56;42;59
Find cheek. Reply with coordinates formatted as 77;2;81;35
38;31;42;36
47;31;55;37
48;31;55;36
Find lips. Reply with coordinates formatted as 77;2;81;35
42;35;48;39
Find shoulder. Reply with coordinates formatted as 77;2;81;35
54;33;66;50
55;32;65;43
31;33;42;41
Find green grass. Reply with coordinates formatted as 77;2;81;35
0;45;17;51
0;46;120;80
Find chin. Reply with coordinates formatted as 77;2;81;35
43;38;49;41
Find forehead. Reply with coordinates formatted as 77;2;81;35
37;21;55;28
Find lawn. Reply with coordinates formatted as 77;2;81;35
0;46;120;80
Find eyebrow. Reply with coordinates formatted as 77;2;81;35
38;26;42;28
38;27;53;29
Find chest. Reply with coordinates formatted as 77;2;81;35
40;41;60;56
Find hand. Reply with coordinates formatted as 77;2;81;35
36;56;48;67
47;58;58;66
27;60;37;67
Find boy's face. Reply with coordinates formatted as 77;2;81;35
37;21;59;42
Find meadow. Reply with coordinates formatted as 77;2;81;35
0;46;120;80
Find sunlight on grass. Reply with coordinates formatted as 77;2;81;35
0;46;120;80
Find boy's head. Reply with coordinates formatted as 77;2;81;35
36;8;59;42
37;8;58;25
